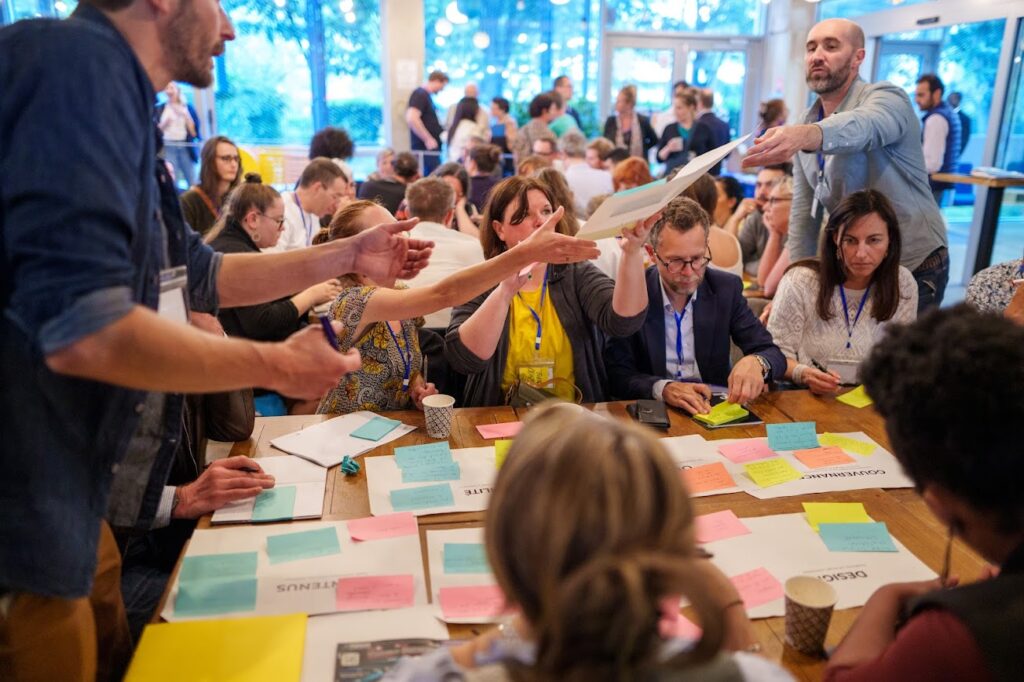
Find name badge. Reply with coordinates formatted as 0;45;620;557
518;358;555;386
810;171;827;220
158;265;189;324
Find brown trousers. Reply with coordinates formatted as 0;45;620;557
0;522;132;682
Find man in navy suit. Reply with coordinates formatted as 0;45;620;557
605;197;785;415
690;88;732;175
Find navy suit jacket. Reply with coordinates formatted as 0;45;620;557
690;112;731;174
604;267;786;399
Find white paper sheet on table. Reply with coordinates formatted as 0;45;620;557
161;520;426;621
425;527;503;624
301;607;449;682
659;434;744;497
270;411;416;467
577;134;751;240
211;455;327;524
365;446;496;517
699;512;935;619
723;432;914;500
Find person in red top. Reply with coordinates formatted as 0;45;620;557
826;305;1024;682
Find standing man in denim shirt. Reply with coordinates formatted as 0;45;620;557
743;18;949;311
0;1;435;678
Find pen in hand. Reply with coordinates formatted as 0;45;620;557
319;315;341;351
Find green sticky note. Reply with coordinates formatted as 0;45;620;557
443;543;490;574
803;502;873;532
179;552;258;583
175;577;258;617
390;483;455;511
401;462;461;483
252;485;297;522
693;401;749;426
819;522;897;552
494;439;513;469
766;422;819;451
266;527;341;565
350;415;402;441
837;385;873;408
819;433;876;456
743;458;804;488
394;442;454;468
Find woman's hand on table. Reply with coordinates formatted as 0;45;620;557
802;367;841;395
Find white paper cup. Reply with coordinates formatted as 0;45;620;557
784;576;837;656
422;394;456;439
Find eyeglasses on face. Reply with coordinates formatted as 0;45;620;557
217;154;241;163
652;249;713;274
259;213;285;227
766;195;793;206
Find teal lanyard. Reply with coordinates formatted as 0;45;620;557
517;267;550;352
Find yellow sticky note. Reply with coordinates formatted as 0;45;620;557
819;433;876;456
694;401;749;426
126;613;306;682
743;458;804;488
802;502;873;532
837;385;873;408
494;439;513;469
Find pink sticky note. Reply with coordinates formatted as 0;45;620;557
438;584;509;620
335;575;415;611
718;439;776;464
730;567;784;610
476;422;524;439
695;510;752;544
347;512;418;541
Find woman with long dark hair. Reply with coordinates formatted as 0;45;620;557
447;96;489;163
179;135;242;236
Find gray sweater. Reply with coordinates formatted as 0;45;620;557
445;262;647;406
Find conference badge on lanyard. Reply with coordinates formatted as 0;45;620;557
157;265;189;324
517;268;554;385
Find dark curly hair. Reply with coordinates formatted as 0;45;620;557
860;305;1024;532
309;126;354;160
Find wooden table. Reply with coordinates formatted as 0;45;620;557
931;171;1024;274
170;392;983;682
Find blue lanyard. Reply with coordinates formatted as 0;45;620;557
517;267;550;352
816;105;826;175
673;308;687;380
293;193;313;245
839;283;871;350
385;322;413;391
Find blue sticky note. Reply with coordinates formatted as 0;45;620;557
819;522;899;553
394;442;454;469
252;485;297;522
351;415;403;441
175;577;258;616
443;543;490;574
401;462;461;483
766;422;819;451
179;552;258;583
266;527;341;565
390;483;455;511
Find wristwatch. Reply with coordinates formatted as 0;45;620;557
753;354;772;381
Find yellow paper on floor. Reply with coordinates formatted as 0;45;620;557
494;439;513;469
693;401;748;426
803;502;873;532
836;385;873;408
819;433;876;456
125;613;306;682
743;458;803;488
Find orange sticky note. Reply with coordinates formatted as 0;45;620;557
335;575;415;611
681;462;737;494
793;446;856;469
438;585;509;620
347;512;418;541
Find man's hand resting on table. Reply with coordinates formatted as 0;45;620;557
172;456;275;519
663;382;712;415
727;355;767;405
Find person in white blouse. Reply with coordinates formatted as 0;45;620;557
767;189;918;394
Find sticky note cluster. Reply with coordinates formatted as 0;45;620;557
693;401;748;426
681;462;737;494
175;552;259;617
394;442;461;484
766;422;819;451
818;433;876;456
743;458;803;488
802;502;872;531
793;446;855;469
718;439;775;464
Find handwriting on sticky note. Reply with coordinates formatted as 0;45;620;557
819;522;898;552
743;458;804;488
394;442;454;469
335;575;415;611
179;552;258;583
438;585;508;620
389;483;455;512
718;439;775;464
476;422;523;439
266;527;341;565
730;567;784;610
494;439;513;469
766;422;819;451
252;485;297;522
681;462;737;494
793;446;856;469
347;512;418;541
401;462;461;483
443;543;491;574
802;502;873;532
695;510;751;544
836;385;873;408
819;433;876;456
694;401;749;426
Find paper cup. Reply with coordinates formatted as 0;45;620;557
784;576;837;656
422;394;456;439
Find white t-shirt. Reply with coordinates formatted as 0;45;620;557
564;163;613;218
404;221;485;329
263;190;319;253
159;103;192;142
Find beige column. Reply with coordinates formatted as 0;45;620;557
381;0;426;150
763;0;818;123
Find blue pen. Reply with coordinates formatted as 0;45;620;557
319;315;341;351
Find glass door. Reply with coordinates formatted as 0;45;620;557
686;48;749;138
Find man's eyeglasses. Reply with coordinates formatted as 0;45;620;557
217;154;241;163
260;213;285;227
652;249;713;274
766;195;793;206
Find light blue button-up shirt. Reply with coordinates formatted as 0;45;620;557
653;282;701;400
